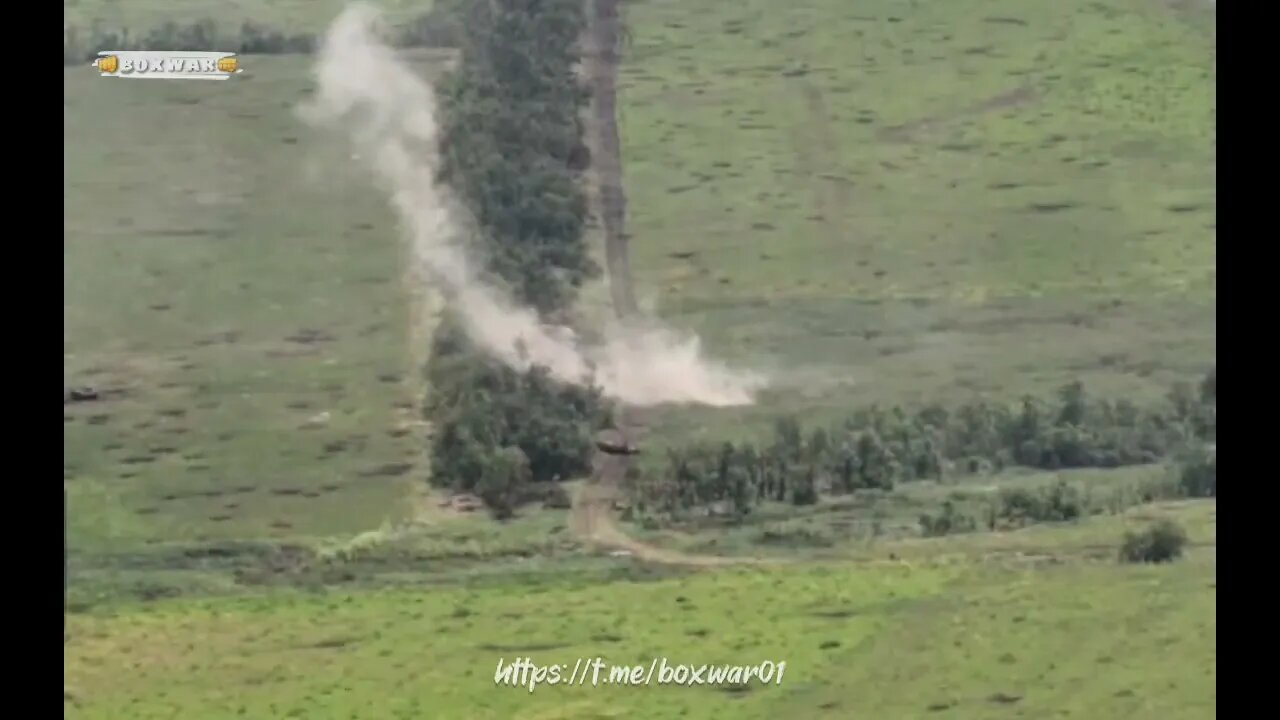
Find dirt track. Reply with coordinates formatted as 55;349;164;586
582;0;639;319
567;402;780;567
569;476;762;567
572;3;772;567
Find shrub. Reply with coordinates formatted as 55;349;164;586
790;467;819;506
919;501;976;537
1119;519;1188;564
1177;445;1216;498
475;446;532;520
992;480;1082;527
516;480;572;509
1041;480;1083;521
756;524;834;548
995;487;1043;526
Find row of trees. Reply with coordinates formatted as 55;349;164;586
425;0;610;517
922;442;1214;539
436;0;598;315
629;370;1217;520
64;3;467;65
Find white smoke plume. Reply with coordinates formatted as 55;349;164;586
299;4;765;407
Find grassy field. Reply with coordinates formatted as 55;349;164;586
65;0;1215;717
65;500;1216;719
64;51;459;557
616;0;1215;446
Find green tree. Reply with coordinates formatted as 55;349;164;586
1177;445;1216;498
476;446;533;519
1057;380;1088;427
424;0;606;515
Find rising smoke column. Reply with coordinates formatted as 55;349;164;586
299;4;765;407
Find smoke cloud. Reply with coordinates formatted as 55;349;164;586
299;4;765;407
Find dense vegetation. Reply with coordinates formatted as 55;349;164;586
629;369;1216;525
424;0;608;515
1120;519;1189;564
424;318;610;518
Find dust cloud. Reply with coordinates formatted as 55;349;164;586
299;4;765;407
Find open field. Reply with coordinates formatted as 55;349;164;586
615;0;1215;446
65;1;1214;717
65;500;1216;719
65;51;456;558
65;0;1216;549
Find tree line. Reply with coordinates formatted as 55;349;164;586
64;2;468;65
425;0;611;518
628;369;1217;522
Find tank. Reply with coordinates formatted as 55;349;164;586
595;428;640;455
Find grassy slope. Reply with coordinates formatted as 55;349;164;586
65;501;1215;719
64;52;454;556
64;0;1215;547
617;0;1215;448
64;1;1215;717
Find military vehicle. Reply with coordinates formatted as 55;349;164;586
594;428;640;455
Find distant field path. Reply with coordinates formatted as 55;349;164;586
582;0;639;319
569;475;766;567
575;1;750;564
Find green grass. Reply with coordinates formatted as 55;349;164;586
65;2;1214;717
64;1;1216;549
65;501;1215;719
615;0;1215;445
623;0;1214;302
64;51;456;556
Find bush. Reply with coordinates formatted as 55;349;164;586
475;446;532;520
1119;519;1188;564
1177;445;1216;498
755;525;834;548
993;480;1082;528
790;467;819;506
919;501;976;537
